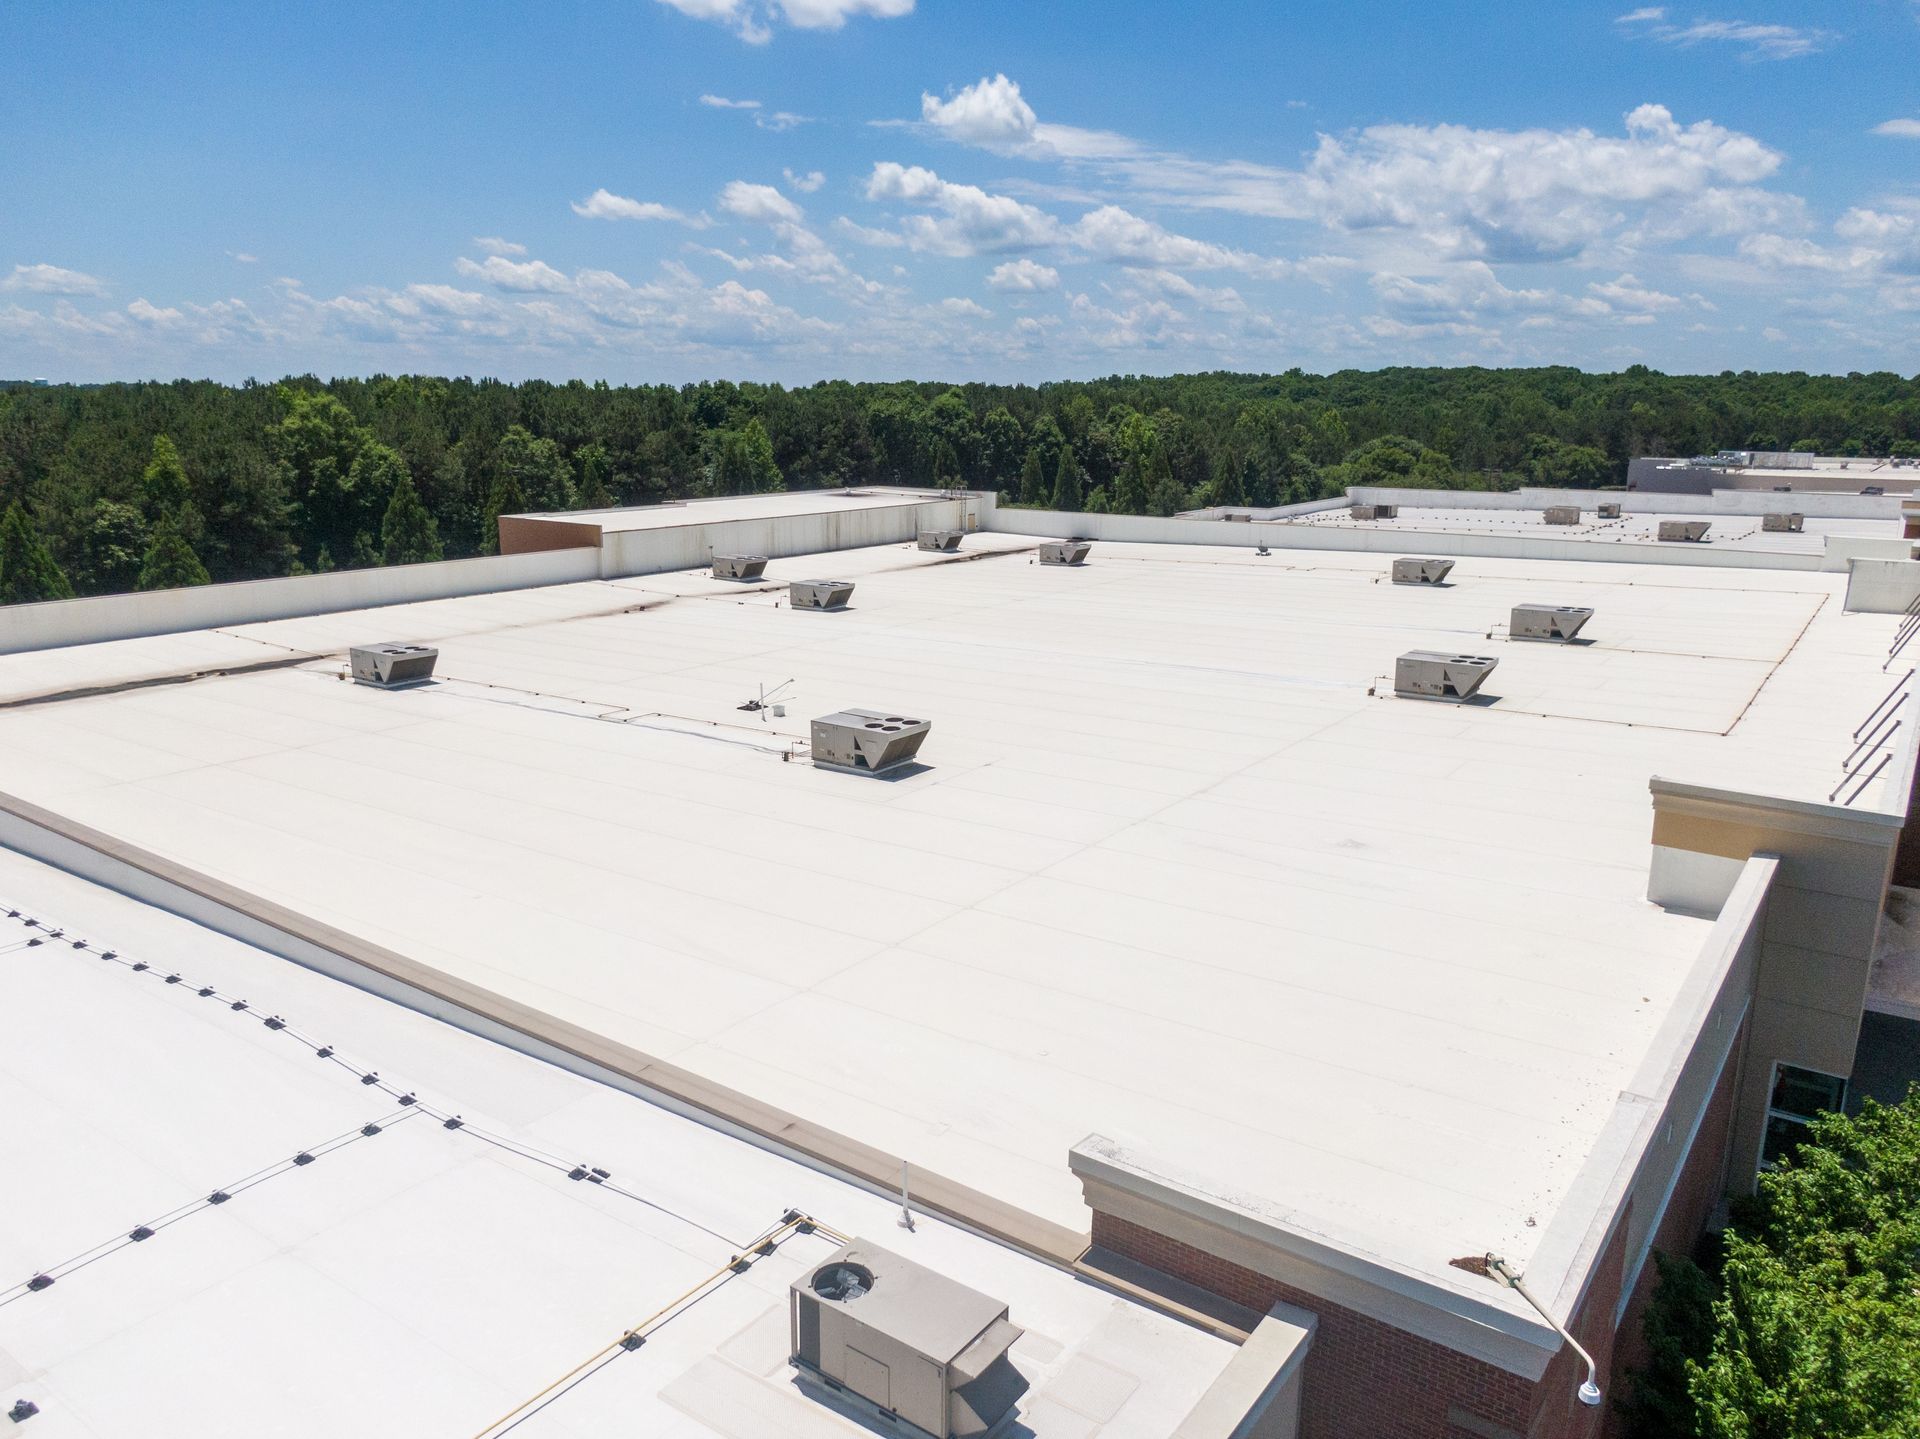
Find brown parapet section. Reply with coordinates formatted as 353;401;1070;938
498;517;605;555
0;787;1089;1267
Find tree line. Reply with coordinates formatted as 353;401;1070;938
1;366;1917;601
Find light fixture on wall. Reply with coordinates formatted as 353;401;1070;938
1484;1254;1602;1408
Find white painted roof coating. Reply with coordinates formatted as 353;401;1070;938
1278;504;1895;555
0;850;1231;1439
0;531;1899;1310
506;487;957;534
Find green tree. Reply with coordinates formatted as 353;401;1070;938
381;473;444;566
980;406;1025;490
1050;448;1083;511
740;417;784;494
575;443;614;509
141;434;193;516
494;425;575;512
1213;450;1247;508
137;513;211;591
1017;449;1046;506
0;503;76;604
74;500;149;595
269;388;371;562
479;472;528;556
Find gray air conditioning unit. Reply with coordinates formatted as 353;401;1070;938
811;710;931;775
713;554;770;581
1657;520;1711;543
791;580;856;611
1394;651;1498;703
1392;557;1456;586
1038;540;1091;566
1351;504;1398;520
1223;512;1252;522
1543;506;1581;526
1511;604;1594;643
1762;512;1805;533
349;643;438;689
792;1241;1028;1439
917;530;965;552
1597;502;1622;519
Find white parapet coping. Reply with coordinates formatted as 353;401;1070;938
1174;1301;1319;1439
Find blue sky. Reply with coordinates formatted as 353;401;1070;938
2;0;1917;382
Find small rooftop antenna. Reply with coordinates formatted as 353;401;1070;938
740;678;796;720
1484;1255;1602;1407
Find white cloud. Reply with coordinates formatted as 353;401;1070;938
2;262;107;297
987;259;1060;292
1070;205;1288;277
127;297;184;325
472;237;528;256
922;75;1038;148
571;188;692;224
863;162;1064;255
784;168;827;193
656;0;911;43
1586;273;1684;311
720;180;804;225
228;251;260;264
700;94;762;110
1873;119;1920;139
454;255;573;292
1615;9;1834;59
939;297;990;317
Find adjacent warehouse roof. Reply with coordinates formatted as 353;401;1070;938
0;847;1233;1439
0;525;1902;1332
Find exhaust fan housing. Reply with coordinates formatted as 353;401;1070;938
1543;506;1581;526
349;643;439;689
1038;540;1092;566
1762;512;1805;533
1351;504;1398;520
791;1240;1028;1439
917;530;965;552
1392;557;1456;585
1597;502;1623;519
790;580;856;611
1394;651;1498;702
1511;604;1594;643
713;554;770;581
1657;520;1711;543
811;710;931;775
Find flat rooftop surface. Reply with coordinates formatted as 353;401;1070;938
0;533;1898;1301
508;488;956;535
1274;504;1896;555
0;849;1231;1439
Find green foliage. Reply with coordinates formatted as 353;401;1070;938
141;435;192;515
381;474;443;566
2;366;1918;603
1630;1090;1920;1439
1050;447;1083;511
137;513;211;590
0;502;75;603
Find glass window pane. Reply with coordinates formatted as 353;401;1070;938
1770;1065;1846;1119
1762;1112;1812;1167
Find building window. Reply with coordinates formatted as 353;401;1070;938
1761;1063;1847;1168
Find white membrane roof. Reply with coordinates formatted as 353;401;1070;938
0;850;1231;1439
1275;504;1897;554
0;533;1900;1301
506;488;957;534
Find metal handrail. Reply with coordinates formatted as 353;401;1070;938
1843;701;1906;770
1855;670;1914;738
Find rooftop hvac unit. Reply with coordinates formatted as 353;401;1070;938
1862;486;1885;497
713;554;770;581
1510;604;1595;643
1351;504;1398;520
1394;651;1498;703
1222;512;1252;523
811;710;931;775
791;580;856;610
1597;502;1622;519
1543;506;1581;526
917;530;965;552
1038;540;1091;566
1762;512;1805;533
349;643;438;689
1392;557;1456;585
792;1241;1029;1439
1657;520;1711;543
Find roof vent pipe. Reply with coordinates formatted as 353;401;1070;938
1484;1256;1601;1408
